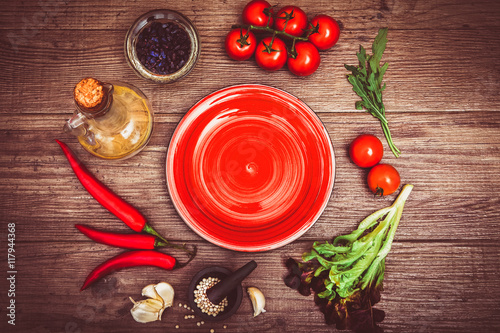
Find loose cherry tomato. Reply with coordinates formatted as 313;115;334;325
349;134;384;168
308;15;340;51
274;6;308;37
287;41;320;76
367;164;400;196
255;36;287;71
225;28;257;61
242;0;274;27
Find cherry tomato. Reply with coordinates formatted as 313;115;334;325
242;0;274;27
367;164;400;196
274;6;308;37
308;15;340;51
349;134;384;168
255;36;287;71
287;41;320;76
225;28;257;61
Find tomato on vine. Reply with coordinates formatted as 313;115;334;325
308;15;340;50
367;164;401;196
287;41;320;76
274;6;308;37
225;28;257;61
255;36;287;71
349;134;384;168
226;1;342;76
242;0;274;27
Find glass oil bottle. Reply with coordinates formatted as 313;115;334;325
64;77;153;159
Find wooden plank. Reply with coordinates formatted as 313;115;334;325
1;111;499;243
0;23;500;114
6;240;500;332
1;0;499;31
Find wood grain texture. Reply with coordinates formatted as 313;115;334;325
3;240;500;332
1;0;500;332
1;28;499;113
1;0;500;114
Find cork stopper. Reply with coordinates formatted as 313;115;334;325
74;78;107;112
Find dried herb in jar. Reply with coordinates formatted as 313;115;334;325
136;21;191;75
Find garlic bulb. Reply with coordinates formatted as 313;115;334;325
247;287;266;317
130;282;175;323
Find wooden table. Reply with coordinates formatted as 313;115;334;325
1;0;499;332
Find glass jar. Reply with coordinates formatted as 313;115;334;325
125;9;201;83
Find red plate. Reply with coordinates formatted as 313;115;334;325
166;85;335;251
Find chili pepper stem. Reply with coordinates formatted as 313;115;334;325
154;240;168;248
143;223;189;252
142;223;197;266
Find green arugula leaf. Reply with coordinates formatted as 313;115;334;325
355;101;365;110
356;46;368;77
378;62;389;87
371;27;388;66
345;28;401;157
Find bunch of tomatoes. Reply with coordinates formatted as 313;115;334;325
225;0;341;76
349;134;401;196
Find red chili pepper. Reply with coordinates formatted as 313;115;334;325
56;140;196;260
75;224;168;250
56;139;147;232
80;250;176;291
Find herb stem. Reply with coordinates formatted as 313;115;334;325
381;122;401;157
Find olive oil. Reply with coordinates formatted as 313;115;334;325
65;78;153;159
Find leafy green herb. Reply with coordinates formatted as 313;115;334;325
284;185;413;332
345;28;400;157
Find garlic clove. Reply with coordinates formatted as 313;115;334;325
129;297;164;323
141;284;161;302
154;282;175;308
158;306;166;321
130;297;164;312
247;287;266;317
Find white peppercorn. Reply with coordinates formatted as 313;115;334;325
193;276;229;317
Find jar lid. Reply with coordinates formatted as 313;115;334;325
74;78;107;112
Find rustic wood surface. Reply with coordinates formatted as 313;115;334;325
1;0;499;332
